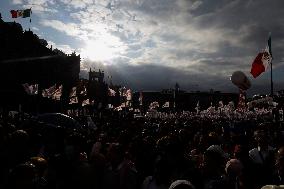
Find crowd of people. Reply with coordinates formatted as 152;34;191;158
0;107;284;189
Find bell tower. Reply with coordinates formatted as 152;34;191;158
89;68;104;83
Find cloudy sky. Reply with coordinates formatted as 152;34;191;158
1;0;284;95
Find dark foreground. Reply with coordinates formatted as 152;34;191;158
0;111;284;189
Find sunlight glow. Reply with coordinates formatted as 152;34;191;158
81;32;126;62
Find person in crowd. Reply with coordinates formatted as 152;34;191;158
249;129;275;187
89;141;107;189
233;144;255;189
7;129;30;167
103;142;138;189
142;155;172;189
202;145;228;189
30;157;48;189
47;132;94;189
6;162;36;189
272;146;284;185
225;159;243;189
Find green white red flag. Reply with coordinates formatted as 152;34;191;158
250;34;273;78
10;9;32;18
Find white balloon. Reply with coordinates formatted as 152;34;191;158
231;71;251;90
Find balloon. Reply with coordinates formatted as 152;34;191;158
231;71;251;90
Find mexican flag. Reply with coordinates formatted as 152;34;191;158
250;35;273;78
10;9;31;18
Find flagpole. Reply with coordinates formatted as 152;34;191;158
269;32;273;97
173;90;176;112
271;59;273;97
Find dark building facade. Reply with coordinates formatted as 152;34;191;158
87;68;108;108
0;18;80;111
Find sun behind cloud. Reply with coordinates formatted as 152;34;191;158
81;31;126;62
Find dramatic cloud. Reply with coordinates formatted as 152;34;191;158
21;0;58;13
12;0;23;5
60;0;94;9
40;20;87;39
2;0;284;95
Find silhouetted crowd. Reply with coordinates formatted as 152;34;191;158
0;110;284;189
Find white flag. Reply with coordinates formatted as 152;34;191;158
42;84;56;98
69;96;78;104
22;83;38;95
162;102;169;108
149;101;159;109
107;104;113;109
31;84;39;95
114;106;123;111
126;89;132;101
82;99;90;106
195;101;200;113
52;85;63;100
119;87;127;97
70;87;77;97
80;86;87;96
108;87;116;96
